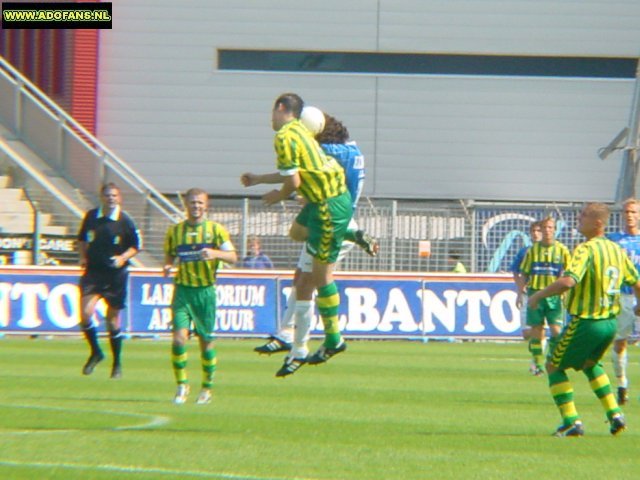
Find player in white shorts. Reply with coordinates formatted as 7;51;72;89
607;198;640;405
254;108;378;376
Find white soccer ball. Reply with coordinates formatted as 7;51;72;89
300;106;325;135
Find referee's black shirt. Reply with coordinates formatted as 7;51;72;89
77;207;141;271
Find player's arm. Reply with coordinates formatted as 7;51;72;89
112;246;139;269
78;241;88;269
201;241;238;265
163;253;176;277
240;172;284;186
163;230;176;277
528;275;576;309
512;272;527;308
633;281;640;316
262;172;299;206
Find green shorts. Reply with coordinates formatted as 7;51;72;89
171;284;217;341
295;190;353;264
549;316;617;370
526;289;564;327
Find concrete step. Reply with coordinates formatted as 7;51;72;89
0;200;32;213
0;212;52;226
0;175;10;188
41;225;68;235
0;188;25;202
0;225;69;235
0;223;67;235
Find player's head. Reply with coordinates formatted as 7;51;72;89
272;93;304;131
578;202;609;238
540;216;556;245
529;221;543;242
99;182;121;210
316;113;350;144
185;187;208;222
621;197;640;233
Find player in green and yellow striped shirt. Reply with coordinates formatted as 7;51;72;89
163;188;237;405
519;216;571;374
529;203;640;437
241;93;353;374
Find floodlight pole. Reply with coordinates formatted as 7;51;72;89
616;59;640;202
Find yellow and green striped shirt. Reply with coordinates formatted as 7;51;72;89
564;236;639;319
164;220;233;287
275;119;346;203
521;241;571;290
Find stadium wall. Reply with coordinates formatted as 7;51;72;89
97;1;639;202
0;266;520;340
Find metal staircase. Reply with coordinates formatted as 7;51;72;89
0;56;185;266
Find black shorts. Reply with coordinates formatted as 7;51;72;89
80;269;129;309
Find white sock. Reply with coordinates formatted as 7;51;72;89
291;300;313;359
612;349;628;388
277;288;296;344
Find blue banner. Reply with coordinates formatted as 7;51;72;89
0;267;522;338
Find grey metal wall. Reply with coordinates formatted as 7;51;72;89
97;0;640;202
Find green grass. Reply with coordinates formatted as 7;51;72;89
1;337;639;479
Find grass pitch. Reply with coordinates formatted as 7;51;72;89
1;337;639;480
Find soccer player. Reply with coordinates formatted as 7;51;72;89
607;198;640;405
511;221;542;340
77;183;141;379
254;110;376;377
164;188;237;404
529;202;640;436
519;216;571;375
241;93;354;374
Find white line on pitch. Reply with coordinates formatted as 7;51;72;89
0;403;170;434
0;459;315;480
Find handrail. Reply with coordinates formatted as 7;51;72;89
0;55;184;220
0;137;85;219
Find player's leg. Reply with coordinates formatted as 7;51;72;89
79;273;105;375
546;317;583;436
519;293;532;340
526;296;546;374
311;258;343;348
255;263;307;355
581;318;625;434
171;285;191;404
197;336;216;404
193;285;218;404
80;271;104;375
342;218;379;257
611;295;634;404
104;269;128;378
543;297;565;375
295;195;351;365
289;269;315;356
288;231;353;364
275;266;316;377
104;305;124;378
612;338;629;404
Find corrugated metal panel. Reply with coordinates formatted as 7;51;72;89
98;71;378;196
97;1;639;202
372;76;632;201
379;0;640;56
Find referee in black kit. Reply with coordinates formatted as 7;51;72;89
77;183;141;379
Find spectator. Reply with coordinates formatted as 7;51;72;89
448;251;467;273
240;236;273;269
